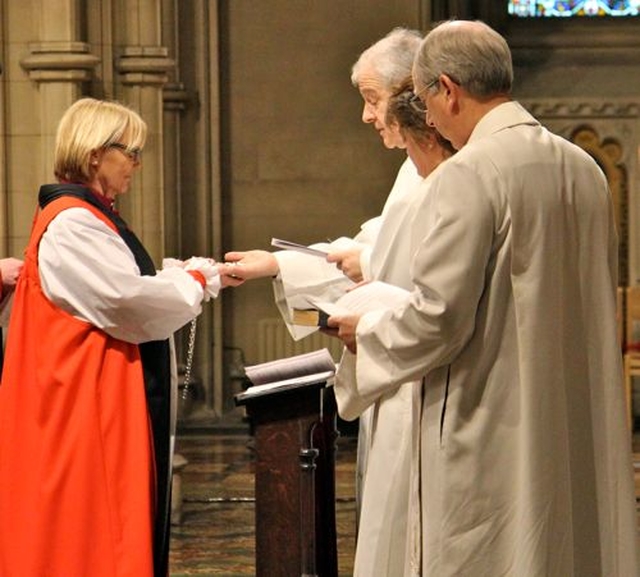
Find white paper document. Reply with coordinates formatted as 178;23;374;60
237;348;336;401
271;238;329;258
306;280;411;317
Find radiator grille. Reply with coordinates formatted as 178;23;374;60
257;318;344;363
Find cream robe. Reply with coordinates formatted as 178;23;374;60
339;102;639;576
335;164;450;576
271;157;423;575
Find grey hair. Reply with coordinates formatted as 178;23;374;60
414;20;513;98
351;27;423;90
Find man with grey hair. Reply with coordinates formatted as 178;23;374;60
224;27;423;288
223;28;426;576
329;20;638;576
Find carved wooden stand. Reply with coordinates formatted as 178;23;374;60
236;380;338;577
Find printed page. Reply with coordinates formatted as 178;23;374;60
244;348;336;386
308;280;411;317
237;370;335;400
271;236;359;258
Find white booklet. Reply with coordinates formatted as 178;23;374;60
236;348;336;401
295;280;411;324
271;237;329;258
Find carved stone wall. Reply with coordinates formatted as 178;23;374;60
520;98;640;285
0;0;176;263
0;0;225;415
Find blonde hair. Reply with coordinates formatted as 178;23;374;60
53;97;147;183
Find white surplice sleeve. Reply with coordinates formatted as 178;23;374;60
272;247;355;340
271;158;421;340
355;217;379;282
38;207;206;344
351;159;496;406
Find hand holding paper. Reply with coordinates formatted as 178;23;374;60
326;246;365;282
322;312;360;354
299;280;410;320
307;281;411;354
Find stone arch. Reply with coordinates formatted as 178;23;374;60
571;125;628;285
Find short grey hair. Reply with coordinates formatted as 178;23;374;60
351;27;423;90
414;20;513;98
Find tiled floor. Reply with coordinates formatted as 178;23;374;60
169;412;640;576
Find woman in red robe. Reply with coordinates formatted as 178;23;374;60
0;98;236;577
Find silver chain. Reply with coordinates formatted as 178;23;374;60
182;318;198;394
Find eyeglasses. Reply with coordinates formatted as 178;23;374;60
107;142;142;163
408;79;440;115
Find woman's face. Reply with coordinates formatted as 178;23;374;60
356;66;405;150
90;141;142;199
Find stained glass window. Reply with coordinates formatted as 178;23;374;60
508;0;640;16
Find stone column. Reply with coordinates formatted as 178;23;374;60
160;0;188;258
161;0;223;417
161;81;189;257
113;0;174;265
161;0;205;416
15;1;99;251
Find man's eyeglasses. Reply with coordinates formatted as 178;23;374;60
107;142;142;163
408;78;440;115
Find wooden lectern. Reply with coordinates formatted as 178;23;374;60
236;378;339;577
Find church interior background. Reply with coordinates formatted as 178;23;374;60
1;1;639;573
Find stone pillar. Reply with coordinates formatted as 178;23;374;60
113;0;174;265
160;0;196;409
14;1;99;251
164;0;223;416
160;0;188;259
20;40;99;185
161;81;189;257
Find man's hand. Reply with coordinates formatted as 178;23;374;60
0;258;23;290
326;247;364;283
222;250;280;280
322;313;361;354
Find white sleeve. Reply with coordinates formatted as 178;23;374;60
267;160;420;341
354;162;495;400
359;245;374;281
272;249;354;340
356;158;421;281
355;216;381;246
39;207;206;344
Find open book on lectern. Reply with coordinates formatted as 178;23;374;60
236;348;336;401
